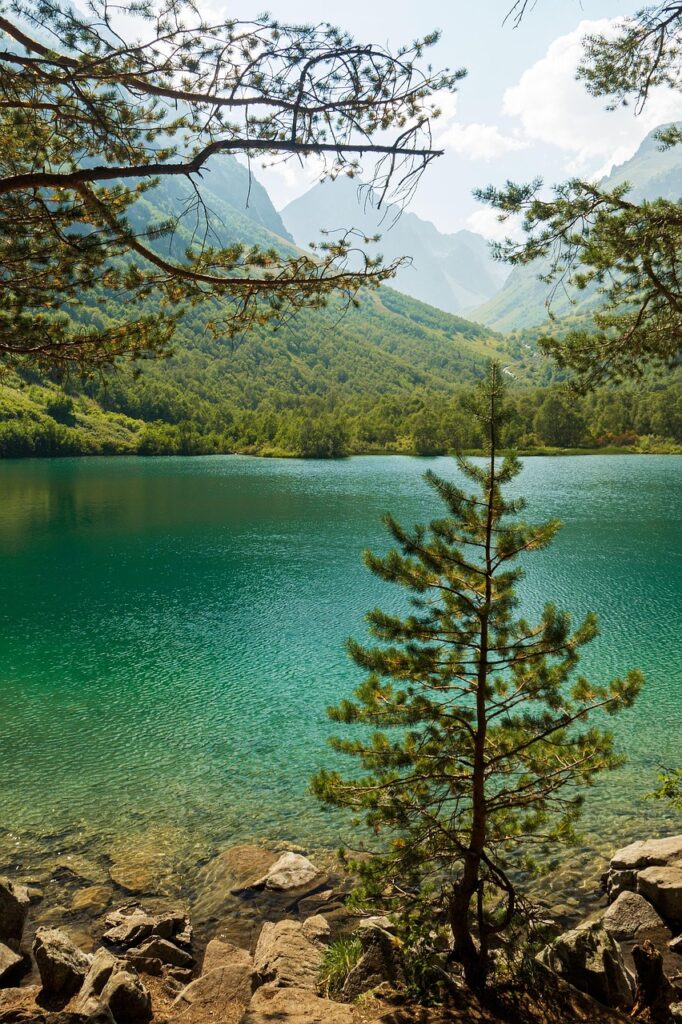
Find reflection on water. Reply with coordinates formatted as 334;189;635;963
0;454;680;899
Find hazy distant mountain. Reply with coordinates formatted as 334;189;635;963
281;177;508;316
470;124;682;332
129;154;295;255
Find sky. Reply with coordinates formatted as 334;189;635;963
229;0;682;237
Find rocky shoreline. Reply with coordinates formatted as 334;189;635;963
3;837;682;1023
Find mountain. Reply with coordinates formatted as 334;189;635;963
281;176;508;315
1;155;513;457
470;124;682;332
130;154;294;252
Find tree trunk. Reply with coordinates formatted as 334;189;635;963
631;939;676;1024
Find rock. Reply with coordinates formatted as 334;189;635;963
256;853;324;894
33;928;91;1000
76;951;151;1024
197;846;279;903
166;966;192;984
126;936;193;968
171;959;253;1022
296;890;345;918
606;836;682;904
356;915;396;934
75;948;117;1009
53;858;108;886
70;887;112;916
98;964;151;1023
102;905;190;950
638;865;682;922
108;863;157;897
253;916;330;991
612;836;682;871
241;984;354;1024
0;879;30;949
537;921;635;1009
102;910;155;949
602;891;671;943
0;944;23;987
342;924;405;1001
671;1002;682;1023
123;955;163;977
201;938;250;975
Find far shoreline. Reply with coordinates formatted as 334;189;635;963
1;445;681;462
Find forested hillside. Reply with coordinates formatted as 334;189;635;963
1;147;680;459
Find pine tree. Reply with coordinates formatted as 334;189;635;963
312;362;642;990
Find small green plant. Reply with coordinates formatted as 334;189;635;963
319;936;363;997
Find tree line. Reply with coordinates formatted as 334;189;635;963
0;375;679;458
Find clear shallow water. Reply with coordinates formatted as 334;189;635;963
0;454;681;882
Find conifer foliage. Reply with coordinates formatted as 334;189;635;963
312;362;643;990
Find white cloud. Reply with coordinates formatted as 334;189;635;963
466;207;523;242
436;121;527;161
431;89;526;161
503;18;682;177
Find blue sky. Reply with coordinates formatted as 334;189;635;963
244;1;682;236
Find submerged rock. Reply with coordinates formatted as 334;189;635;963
33;927;91;1001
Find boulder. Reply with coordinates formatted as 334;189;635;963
75;948;117;1009
33;928;91;1001
637;865;682;922
612;836;682;871
0;880;30;949
98;965;151;1023
102;905;190;950
201;938;250;975
256;853;324;894
123;955;163;977
126;936;193;969
342;924;405;1000
606;835;682;904
0;945;23;987
76;951;151;1024
602;891;671;943
170;957;253;1022
241;984;354;1024
253;916;330;991
537;921;635;1009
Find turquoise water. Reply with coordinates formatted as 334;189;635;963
0;454;681;876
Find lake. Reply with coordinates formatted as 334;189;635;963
1;454;681;898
